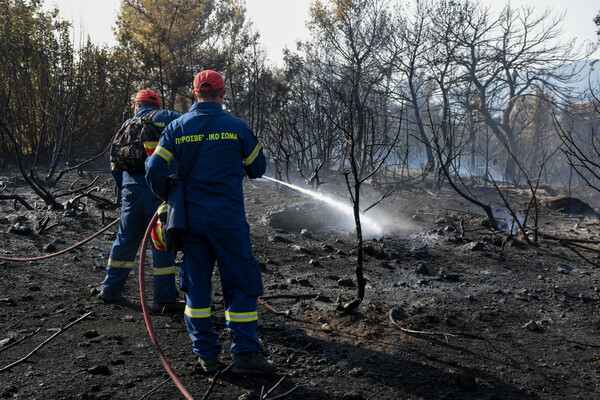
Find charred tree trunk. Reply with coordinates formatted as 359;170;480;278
0;118;60;209
341;161;366;314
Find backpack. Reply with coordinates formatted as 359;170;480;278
110;109;161;172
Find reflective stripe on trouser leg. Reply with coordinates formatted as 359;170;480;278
102;257;133;295
103;186;150;294
103;185;176;301
225;311;258;323
153;266;177;276
225;307;259;354
184;304;222;360
208;220;263;355
181;228;222;360
151;241;176;303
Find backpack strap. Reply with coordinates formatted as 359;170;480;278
142;109;160;122
141;109;162;157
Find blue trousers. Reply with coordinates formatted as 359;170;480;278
102;185;176;303
182;218;263;360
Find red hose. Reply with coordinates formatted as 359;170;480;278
139;212;194;400
0;218;120;261
257;298;286;315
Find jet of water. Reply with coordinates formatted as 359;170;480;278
260;176;384;237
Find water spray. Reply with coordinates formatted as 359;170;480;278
260;176;384;237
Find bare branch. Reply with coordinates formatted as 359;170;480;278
0;312;92;373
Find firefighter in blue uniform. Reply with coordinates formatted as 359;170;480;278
99;89;182;312
145;70;276;375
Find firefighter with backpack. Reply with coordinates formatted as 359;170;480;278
98;89;183;313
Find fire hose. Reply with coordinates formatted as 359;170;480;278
0;218;120;261
139;213;285;399
139;211;194;400
0;211;194;397
0;207;282;397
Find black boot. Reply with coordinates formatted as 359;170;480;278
232;352;277;375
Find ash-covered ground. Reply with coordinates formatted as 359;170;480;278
1;171;600;399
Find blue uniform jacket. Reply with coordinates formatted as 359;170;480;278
111;106;181;189
145;101;266;223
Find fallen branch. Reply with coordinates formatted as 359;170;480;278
268;386;299;400
0;218;119;261
539;232;600;245
52;140;112;185
0;194;33;210
138;377;171;400
556;240;600;267
554;289;600;302
0;328;40;354
36;216;50;235
439;207;487;218
68;177;84;191
0;177;16;195
202;362;232;400
28;169;60;209
0;312;92;373
54;176;100;199
390;309;502;355
84;190;117;207
389;309;457;341
261;375;286;399
260;293;321;300
366;388;385;400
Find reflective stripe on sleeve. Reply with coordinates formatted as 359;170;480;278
153;266;176;276
108;259;134;269
154;145;174;163
243;143;263;166
184;306;212;318
225;310;258;322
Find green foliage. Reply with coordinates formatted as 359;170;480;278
114;0;259;113
0;0;122;172
0;0;271;176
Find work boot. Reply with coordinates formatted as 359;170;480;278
232;352;277;375
151;300;186;314
97;290;125;303
197;357;220;373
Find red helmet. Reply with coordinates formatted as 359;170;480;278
134;89;160;105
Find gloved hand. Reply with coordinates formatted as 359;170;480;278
167;174;182;190
165;228;185;256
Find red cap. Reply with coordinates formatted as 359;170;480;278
193;70;225;92
134;89;160;105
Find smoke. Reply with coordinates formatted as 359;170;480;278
260;176;412;238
